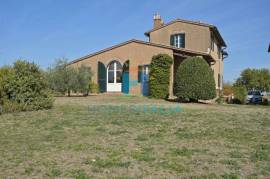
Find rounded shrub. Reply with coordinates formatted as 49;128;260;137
149;54;173;99
174;57;216;101
0;60;54;113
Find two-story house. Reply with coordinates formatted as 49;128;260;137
68;14;227;97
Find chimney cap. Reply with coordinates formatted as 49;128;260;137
154;12;161;20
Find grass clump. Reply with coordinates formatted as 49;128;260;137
170;147;196;158
250;144;270;162
90;157;130;169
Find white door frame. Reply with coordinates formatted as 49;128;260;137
107;61;122;92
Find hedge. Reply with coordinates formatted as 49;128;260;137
149;54;173;99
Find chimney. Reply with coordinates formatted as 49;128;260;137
153;13;164;28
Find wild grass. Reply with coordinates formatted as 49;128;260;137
0;95;270;178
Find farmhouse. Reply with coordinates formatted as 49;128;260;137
68;14;227;97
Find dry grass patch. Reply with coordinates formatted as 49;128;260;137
0;95;270;178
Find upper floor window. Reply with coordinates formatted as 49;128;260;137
170;33;185;48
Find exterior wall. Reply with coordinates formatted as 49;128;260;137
210;36;224;93
149;21;211;53
70;42;173;96
211;59;224;92
70;20;225;97
149;21;224;94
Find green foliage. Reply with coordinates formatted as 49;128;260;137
216;90;224;104
174;57;216;101
250;144;270;162
89;82;99;94
149;54;173;99
0;67;11;114
0;60;54;113
232;85;247;104
50;168;61;177
76;65;92;95
170;147;195;158
46;59;77;96
46;58;92;96
223;82;234;96
235;68;270;91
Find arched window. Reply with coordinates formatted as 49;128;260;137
108;61;122;83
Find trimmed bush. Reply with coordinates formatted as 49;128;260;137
232;85;247;104
149;54;173;99
0;60;54;113
174;57;216;101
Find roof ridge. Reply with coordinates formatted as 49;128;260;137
144;18;226;47
68;39;211;65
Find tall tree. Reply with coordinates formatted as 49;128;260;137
235;68;270;91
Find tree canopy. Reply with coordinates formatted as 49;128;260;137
235;68;270;91
46;58;92;96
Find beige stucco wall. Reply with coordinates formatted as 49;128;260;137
210;36;224;91
149;21;225;93
149;21;211;53
211;59;224;90
70;42;173;95
70;20;225;97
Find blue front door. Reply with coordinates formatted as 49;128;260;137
122;71;129;94
141;65;149;96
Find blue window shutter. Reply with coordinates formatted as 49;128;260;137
170;35;174;46
180;34;185;48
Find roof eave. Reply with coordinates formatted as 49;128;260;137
211;26;227;47
68;39;213;65
144;32;150;37
144;19;227;47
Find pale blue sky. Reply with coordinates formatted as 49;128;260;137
0;0;269;82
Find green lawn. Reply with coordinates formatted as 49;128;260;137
0;95;270;178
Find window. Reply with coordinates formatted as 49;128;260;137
108;61;122;83
170;33;185;48
108;71;114;83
